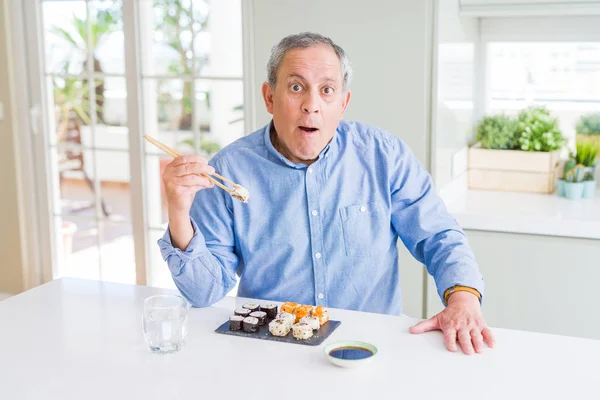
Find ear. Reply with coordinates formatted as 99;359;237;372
340;90;351;115
262;82;274;115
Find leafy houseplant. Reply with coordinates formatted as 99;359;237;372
470;107;565;194
515;106;565;152
475;114;518;150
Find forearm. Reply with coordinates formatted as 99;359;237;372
168;206;195;251
422;229;484;303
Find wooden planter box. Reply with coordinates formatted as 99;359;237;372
468;144;561;194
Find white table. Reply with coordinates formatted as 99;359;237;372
1;278;598;399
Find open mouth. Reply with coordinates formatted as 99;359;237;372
299;126;319;133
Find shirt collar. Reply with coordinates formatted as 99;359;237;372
263;120;338;169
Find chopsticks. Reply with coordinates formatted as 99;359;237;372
143;134;233;195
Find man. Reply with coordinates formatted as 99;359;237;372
159;32;495;355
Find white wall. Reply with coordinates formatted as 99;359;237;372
248;0;435;318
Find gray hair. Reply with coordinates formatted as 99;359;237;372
267;32;352;92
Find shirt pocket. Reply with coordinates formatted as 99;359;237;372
339;201;389;257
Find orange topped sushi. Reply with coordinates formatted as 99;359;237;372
293;304;313;323
280;301;298;314
313;306;329;325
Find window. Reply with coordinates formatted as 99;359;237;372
486;42;600;145
33;0;245;288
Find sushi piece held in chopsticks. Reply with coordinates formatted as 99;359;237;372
242;316;259;333
268;319;291;337
292;322;313;340
229;315;244;331
231;184;250;203
250;311;267;326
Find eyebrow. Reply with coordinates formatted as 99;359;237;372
287;73;338;85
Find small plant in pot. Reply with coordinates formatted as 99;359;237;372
562;164;586;200
575;139;599;199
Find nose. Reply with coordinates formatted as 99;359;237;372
301;90;320;114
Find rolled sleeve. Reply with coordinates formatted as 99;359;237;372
158;218;209;271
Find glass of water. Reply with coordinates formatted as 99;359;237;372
143;295;189;354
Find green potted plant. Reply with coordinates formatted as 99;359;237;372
563;164;586;200
474;114;519;150
574;139;599;199
515;106;566;152
469;107;565;194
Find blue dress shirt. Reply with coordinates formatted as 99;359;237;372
158;120;484;315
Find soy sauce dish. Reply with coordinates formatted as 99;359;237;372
324;341;378;368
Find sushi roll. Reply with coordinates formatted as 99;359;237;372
250;311;267;326
275;311;295;328
242;302;260;312
294;305;313;323
260;304;278;319
268;319;291;337
229;315;244;331
299;316;320;331
292;322;313;340
280;301;298;314
313;306;329;326
234;308;251;317
242;316;259;333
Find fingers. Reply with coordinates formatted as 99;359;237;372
173;174;214;188
482;327;495;348
409;317;439;334
457;329;474;355
170;161;215;178
170;155;209;167
443;328;458;352
471;329;485;354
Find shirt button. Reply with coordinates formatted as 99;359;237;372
307;167;313;174
360;206;367;212
311;210;318;216
317;293;324;300
315;252;322;259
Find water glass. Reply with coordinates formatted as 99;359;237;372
143;294;189;353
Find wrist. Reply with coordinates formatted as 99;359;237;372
444;285;481;305
447;291;479;305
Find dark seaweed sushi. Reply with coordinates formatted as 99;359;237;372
234;308;251;317
260;304;278;319
250;311;267;325
229;315;244;331
242;302;260;312
242;316;259;333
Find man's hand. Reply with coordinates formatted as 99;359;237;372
409;291;495;354
162;155;215;251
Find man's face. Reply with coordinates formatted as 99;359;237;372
262;45;351;164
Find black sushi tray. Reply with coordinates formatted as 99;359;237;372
214;319;341;346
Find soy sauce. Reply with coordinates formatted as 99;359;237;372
328;346;374;360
